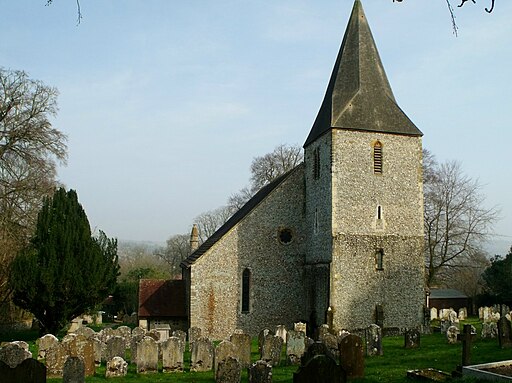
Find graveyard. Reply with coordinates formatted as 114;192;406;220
1;310;512;382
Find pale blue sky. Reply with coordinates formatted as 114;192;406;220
2;1;511;252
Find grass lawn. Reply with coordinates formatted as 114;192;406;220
2;318;512;382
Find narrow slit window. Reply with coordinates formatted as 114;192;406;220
242;268;251;313
376;249;384;271
377;206;382;220
313;147;320;180
373;141;383;174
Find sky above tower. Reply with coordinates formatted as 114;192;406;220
2;1;511;251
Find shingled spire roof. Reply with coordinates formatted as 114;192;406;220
304;0;422;147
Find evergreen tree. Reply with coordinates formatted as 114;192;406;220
482;247;512;308
9;188;119;335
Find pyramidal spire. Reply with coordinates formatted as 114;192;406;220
304;0;422;147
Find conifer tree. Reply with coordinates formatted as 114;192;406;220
9;188;119;335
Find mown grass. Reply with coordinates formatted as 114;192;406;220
2;318;511;382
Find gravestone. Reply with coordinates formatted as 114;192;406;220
481;322;498;339
215;340;238;373
338;334;364;380
162;336;184;372
216;356;241;383
497;317;512;348
146;329;160;342
316;325;330;341
172;330;187;345
404;329;420;349
132;326;146;339
136;336;159;373
321;333;339;359
449;309;459;325
430;307;438;320
365;324;383;356
483;307;491;322
99;327;115;343
294;322;307;335
75;326;95;339
275;325;287;343
188;327;202;347
286;330;306;365
66;335;95;376
105;356;128;378
10;340;29;351
230;332;251;368
440;320;451;334
37;334;59;360
458;308;467;321
129;333;145;364
375;305;384;329
46;342;69;377
446;326;460;344
63;356;85;383
116;326;132;349
293;352;346;383
0;342;32;368
106;335;125;362
190;337;214;372
258;329;273;354
458;324;475;366
248;360;272;383
0;358;46;383
261;335;283;366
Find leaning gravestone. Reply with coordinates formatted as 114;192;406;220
0;358;46;383
161;336;184;372
230;332;251;368
404;329;421;349
365;324;383;356
338;334;364;380
190;337;214;372
130;333;145;364
46;342;69;377
216;356;241;383
248;360;272;383
37;334;59;360
136;336;159;373
106;335;125;362
0;342;32;368
286;330;306;365
446;325;460;344
105;356;128;378
215;340;238;374
498;317;512;348
293;349;346;383
261;335;283;366
63;356;85;383
66;335;95;376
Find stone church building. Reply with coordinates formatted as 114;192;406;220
181;0;426;340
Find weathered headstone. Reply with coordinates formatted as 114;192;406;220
215;340;238;374
286;330;306;365
404;329;420;349
91;337;102;367
248;360;272;383
75;326;96;339
458;324;475;366
261;335;283;366
188;327;202;347
448;309;459;325
365;324;383;356
458;308;467;321
63;356;85;383
9;340;29;351
293;352;346;383
146;329;160;342
483;307;491;322
0;358;46;383
129;333;145;364
136;336;159;373
338;334;364;380
294;322;307;335
316;324;330;341
0;342;32;368
105;356;128;378
66;335;95;376
497;317;512;348
116;326;132;349
430;307;438;320
190;337;214;372
446;325;460;344
258;329;273;355
440;320;451;334
132;326;146;339
481;322;498;339
46;342;69;377
172;330;187;345
230;332;251;368
162;336;184;372
275;325;287;343
99;327;115;343
216;356;241;383
320;333;339;359
106;335;125;361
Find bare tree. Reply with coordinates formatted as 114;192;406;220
194;206;235;243
0;68;67;315
155;233;191;277
423;151;498;287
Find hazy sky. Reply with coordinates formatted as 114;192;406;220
2;1;511;251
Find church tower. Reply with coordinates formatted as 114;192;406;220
304;0;425;330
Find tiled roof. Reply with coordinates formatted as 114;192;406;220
138;279;186;318
180;164;302;268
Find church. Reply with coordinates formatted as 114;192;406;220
180;0;426;340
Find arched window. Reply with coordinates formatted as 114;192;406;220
242;268;251;313
373;141;383;174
